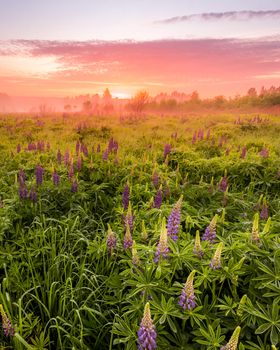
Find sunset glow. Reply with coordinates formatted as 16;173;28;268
0;0;280;101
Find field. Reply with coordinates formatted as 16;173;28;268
0;112;279;349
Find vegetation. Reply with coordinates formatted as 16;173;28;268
0;112;279;349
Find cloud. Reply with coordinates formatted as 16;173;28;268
155;10;280;24
0;37;280;97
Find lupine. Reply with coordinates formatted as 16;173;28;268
124;202;134;232
76;155;82;171
123;223;133;250
71;179;78;193
97;144;101;152
35;164;44;186
259;147;269;158
251;213;260;243
52;170;60;186
122;183;130;210
68;164;74;179
219;173;228;192
240;147;247;159
102;149;109;161
106;225;117;256
76;140;80;155
81;143;89;157
57;149;62;164
260;200;269;220
179;270;196;311
167;196;183;241
29;187;37;202
210;242;223;269
206;129;211;140
19;182;28;200
141;220;148;241
220;326;241;350
152;171;159;188
153;185;162;209
0;304;14;337
64;149;70;166
192;131;197;144
193;230;204;257
17;144;21;153
202;214;218;244
132;241;140;266
163;143;171;160
154;219;169;263
137;302;157;350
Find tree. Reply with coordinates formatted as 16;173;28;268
247;87;257;97
130;90;149;114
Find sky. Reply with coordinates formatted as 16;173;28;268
0;0;280;98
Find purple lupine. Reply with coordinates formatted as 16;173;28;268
76;141;80;155
64;149;70;166
154;219;170;263
18;169;25;185
206;129;211;140
178;270;196;311
97;144;101;153
210;242;223;269
19;182;28;200
52;170;60;186
17;144;21;153
192;131;197;144
152;171;159;188
122;183;130;210
57;149;62;164
164;181;170;198
259;147;269;158
219;176;228;192
102;149;109;161
0;305;15;337
137;303;157;350
81;143;88;157
76;155;82;171
29;187;37;202
123;223;133;250
163;143;171;160
68;164;74;179
35;165;44;186
202;215;218;244
260;204;268;220
71;180;78;193
106;225;117;256
220;326;241;350
166;196;183;242
240;147;247;159
153;186;162;209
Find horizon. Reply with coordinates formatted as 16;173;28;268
0;0;280;100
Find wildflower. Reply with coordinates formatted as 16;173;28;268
52;170;60;186
163;143;171;160
71;179;78;193
251;213;260;243
124;202;134;233
123;223;133;250
240;147;247;159
64;149;70;166
76;140;80;155
219;172;228;192
68;164;74;179
97;144;101;152
259;147;269;158
0;304;14;337
19;182;28;200
132;241;140;266
220;326;241;350
81;143;88;157
141;220;148;241
202;215;218;244
154;219;169;263
57;149;62;164
29;187;37;202
260;199;269;220
193;230;204;257
152;171;159;188
35;164;44;186
167;196;183;242
153;185;162;209
210;242;223;270
76;155;82;171
122;183;130;210
137;303;157;350
106;225;117;256
192;131;197;144
179;270;196;311
102;149;109;161
17;144;21;153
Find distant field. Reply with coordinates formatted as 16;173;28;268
0;112;279;349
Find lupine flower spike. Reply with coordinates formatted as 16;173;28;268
202;214;218;244
124;202;134;233
179;270;196;311
167;195;183;242
123;222;133;250
0;304;14;337
153;185;162;209
106;225;117;256
122;183;130;210
132;241;140;266
251;213;260;244
137;302;157;350
141;220;148;241
220;326;241;350
193;230;204;257
154;218;170;263
210;242;223;270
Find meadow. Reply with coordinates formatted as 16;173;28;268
0;111;279;349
